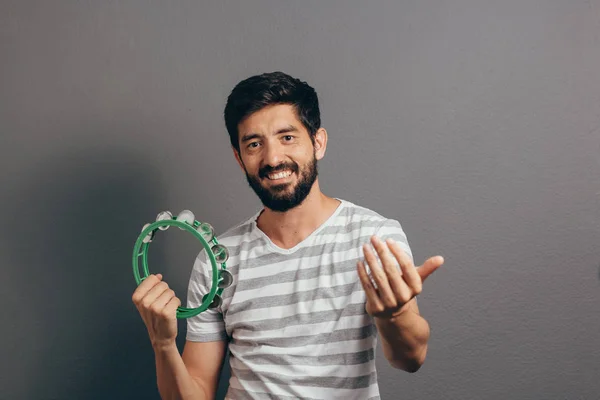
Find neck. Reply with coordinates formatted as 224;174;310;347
256;180;341;249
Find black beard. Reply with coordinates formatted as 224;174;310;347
245;156;318;212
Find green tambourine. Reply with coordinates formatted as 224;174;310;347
132;210;233;319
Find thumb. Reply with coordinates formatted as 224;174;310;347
417;256;444;282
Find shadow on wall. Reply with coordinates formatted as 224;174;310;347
3;144;176;399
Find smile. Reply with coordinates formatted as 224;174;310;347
266;170;293;180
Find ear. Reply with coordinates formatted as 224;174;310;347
313;128;328;161
233;147;245;172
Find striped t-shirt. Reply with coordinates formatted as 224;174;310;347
186;199;413;400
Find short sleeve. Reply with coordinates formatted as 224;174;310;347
376;219;414;265
186;251;228;342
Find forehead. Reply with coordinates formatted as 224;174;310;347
238;104;304;134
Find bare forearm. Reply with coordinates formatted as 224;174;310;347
375;308;430;372
154;343;207;400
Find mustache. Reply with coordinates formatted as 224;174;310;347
259;163;299;179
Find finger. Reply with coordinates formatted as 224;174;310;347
417;256;444;282
387;238;422;293
370;236;411;299
150;288;176;314
357;260;384;309
162;296;181;318
362;243;397;308
132;274;163;304
141;281;170;309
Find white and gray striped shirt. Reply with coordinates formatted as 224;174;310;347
187;199;413;400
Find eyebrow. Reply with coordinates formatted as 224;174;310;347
240;125;298;143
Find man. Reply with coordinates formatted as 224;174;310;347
132;71;444;399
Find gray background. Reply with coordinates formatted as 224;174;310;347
1;1;599;399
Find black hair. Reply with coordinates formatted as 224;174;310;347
224;71;321;152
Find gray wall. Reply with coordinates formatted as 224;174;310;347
1;1;599;399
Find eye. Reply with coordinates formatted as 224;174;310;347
283;135;294;141
248;142;260;149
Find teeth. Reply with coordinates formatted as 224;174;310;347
268;170;292;180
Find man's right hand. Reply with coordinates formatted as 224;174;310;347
132;274;181;350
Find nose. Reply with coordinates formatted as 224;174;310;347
263;141;285;167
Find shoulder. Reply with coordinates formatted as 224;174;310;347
194;210;260;263
336;199;412;255
337;198;398;227
216;213;259;246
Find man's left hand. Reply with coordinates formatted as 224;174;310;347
357;236;443;319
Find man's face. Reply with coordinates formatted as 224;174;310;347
235;104;321;212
